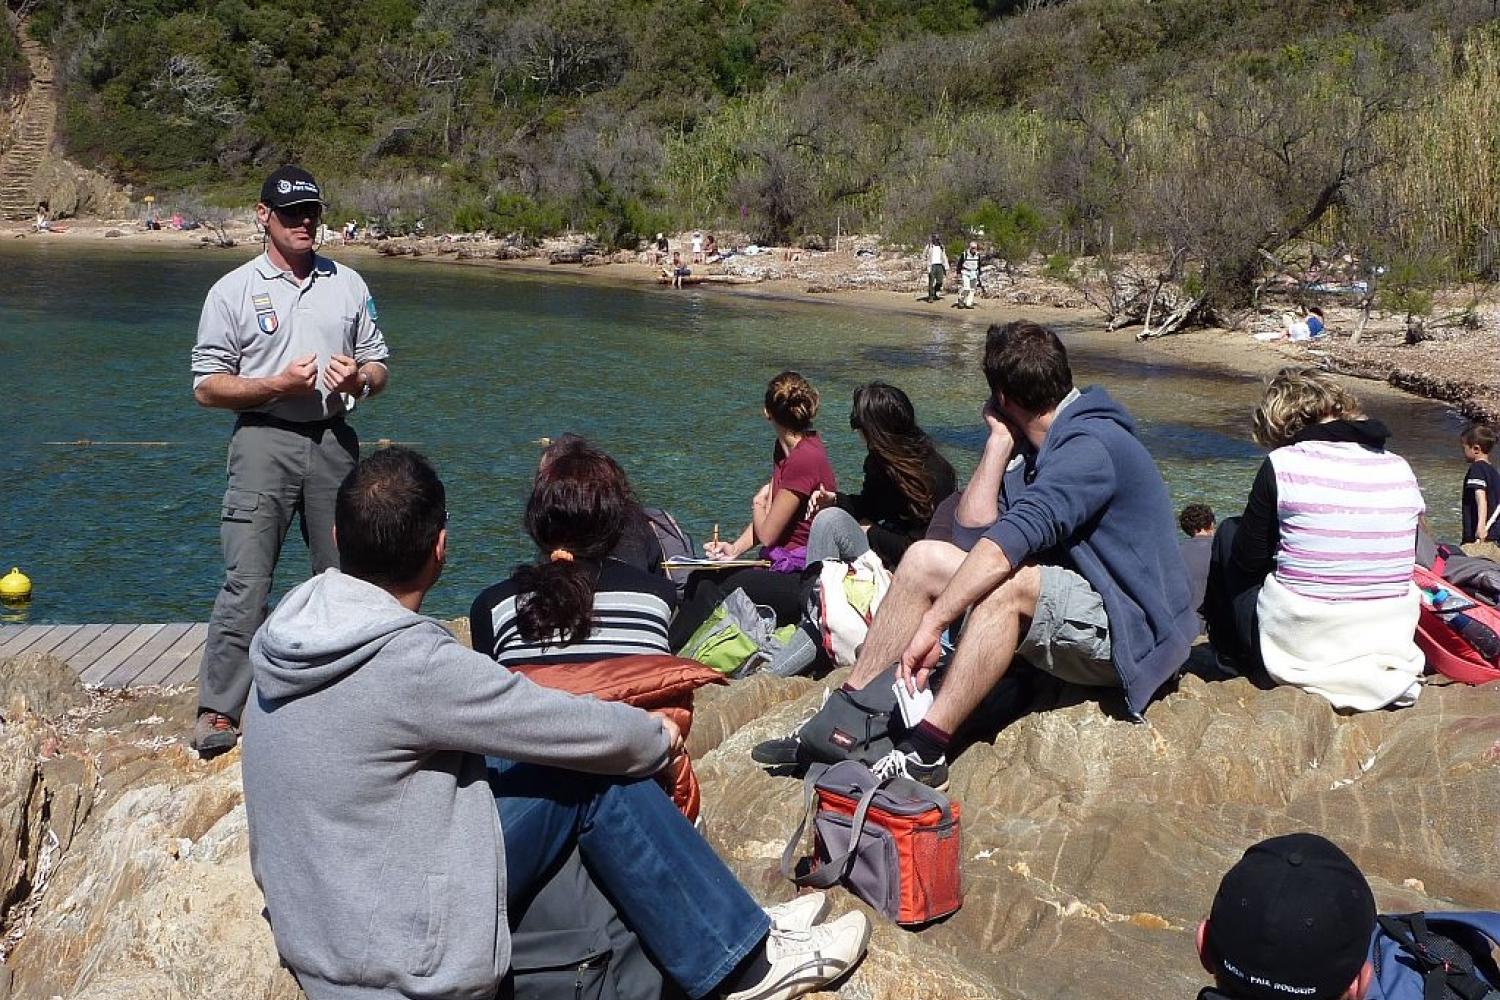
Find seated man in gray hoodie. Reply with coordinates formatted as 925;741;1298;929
241;446;869;1000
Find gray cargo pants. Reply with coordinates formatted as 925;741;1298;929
199;416;358;719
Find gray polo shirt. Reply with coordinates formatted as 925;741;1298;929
191;253;390;423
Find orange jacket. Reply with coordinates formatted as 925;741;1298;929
509;655;727;821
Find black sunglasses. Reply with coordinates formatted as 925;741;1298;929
273;204;323;222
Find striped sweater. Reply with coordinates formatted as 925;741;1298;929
1267;437;1424;601
469;560;678;668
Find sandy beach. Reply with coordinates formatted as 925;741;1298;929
8;216;1497;421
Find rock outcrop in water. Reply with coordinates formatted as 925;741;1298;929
0;649;1495;999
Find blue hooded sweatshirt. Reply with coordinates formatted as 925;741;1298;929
983;386;1196;717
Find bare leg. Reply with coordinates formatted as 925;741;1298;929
846;540;965;688
924;565;1042;733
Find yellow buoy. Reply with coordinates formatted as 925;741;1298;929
0;567;32;602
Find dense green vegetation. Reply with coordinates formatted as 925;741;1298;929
16;0;1500;320
0;15;27;97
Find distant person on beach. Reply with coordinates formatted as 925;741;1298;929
1202;368;1424;710
33;203;50;232
691;230;704;262
1179;503;1216;636
666;251;691;288
765;381;958;677
240;446;871;1000
187;165;391;759
755;321;1195;787
923;234;949;301
1254;306;1325;343
957;241;983;308
653;232;669;264
669;371;838;650
470;441;677;668
342;220;357;243
1458;423;1500;557
704;233;719;260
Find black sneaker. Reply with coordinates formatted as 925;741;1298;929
751;735;802;766
870;748;949;791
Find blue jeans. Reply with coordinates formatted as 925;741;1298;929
490;760;770;999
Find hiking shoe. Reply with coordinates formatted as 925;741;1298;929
764;891;829;933
725;911;871;1000
192;710;239;759
751;735;802;766
870;748;949;791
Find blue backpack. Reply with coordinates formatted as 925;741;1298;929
1371;912;1500;1000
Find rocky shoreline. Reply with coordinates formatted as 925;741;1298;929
1;644;1497;999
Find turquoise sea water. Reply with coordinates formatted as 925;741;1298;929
0;242;1469;624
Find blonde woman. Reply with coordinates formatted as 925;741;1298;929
1204;367;1426;709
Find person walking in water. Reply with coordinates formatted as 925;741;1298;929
923;234;949;302
188;165;391;758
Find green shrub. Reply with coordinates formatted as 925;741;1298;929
1043;253;1075;281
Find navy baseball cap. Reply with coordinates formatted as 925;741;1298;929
1207;834;1376;1000
259;166;323;209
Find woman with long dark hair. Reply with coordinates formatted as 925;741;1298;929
805;381;957;570
471;441;676;667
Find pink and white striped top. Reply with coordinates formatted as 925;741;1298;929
1270;440;1424;602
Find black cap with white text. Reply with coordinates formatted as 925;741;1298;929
1207;834;1376;1000
259;166;323;209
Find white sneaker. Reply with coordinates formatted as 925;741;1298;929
724;911;871;1000
763;891;828;932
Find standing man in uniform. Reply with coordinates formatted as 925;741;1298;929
189;165;391;758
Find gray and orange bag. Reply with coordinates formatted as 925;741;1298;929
780;760;963;926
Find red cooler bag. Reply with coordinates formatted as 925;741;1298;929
780;760;962;926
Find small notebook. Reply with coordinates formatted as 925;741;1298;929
661;557;772;570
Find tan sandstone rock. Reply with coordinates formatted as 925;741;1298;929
694;670;1500;1000
0;651;1494;1000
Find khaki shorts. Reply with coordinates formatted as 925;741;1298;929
1016;565;1119;687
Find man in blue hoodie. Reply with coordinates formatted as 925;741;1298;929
768;320;1195;788
241;447;869;1000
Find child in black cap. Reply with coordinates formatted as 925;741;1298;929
1197;833;1376;1000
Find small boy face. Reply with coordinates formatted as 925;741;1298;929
1463;442;1485;462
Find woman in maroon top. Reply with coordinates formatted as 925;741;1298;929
705;370;837;567
671;371;838;649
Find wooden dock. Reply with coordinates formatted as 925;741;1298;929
0;623;205;688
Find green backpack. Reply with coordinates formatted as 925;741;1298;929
679;587;797;676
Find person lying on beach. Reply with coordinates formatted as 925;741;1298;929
754;321;1196;788
668;371;838;651
241;446;871;1000
1201;368;1425;710
1253;306;1325;342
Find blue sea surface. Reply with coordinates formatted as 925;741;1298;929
0;242;1467;623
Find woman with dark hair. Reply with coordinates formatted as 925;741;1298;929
471;442;676;668
668;371;838;651
805;381;957;570
765;382;957;677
